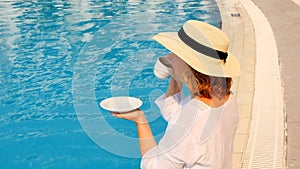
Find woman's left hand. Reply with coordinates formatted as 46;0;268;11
111;109;147;124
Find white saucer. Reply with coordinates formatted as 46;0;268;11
100;96;142;113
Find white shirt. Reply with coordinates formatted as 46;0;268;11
141;93;239;169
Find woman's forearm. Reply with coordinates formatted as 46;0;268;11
136;121;157;156
111;110;157;156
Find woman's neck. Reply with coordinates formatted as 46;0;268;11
196;94;230;108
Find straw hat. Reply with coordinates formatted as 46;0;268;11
153;20;240;77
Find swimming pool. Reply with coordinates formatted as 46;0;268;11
0;0;221;168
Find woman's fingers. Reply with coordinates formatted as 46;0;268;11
110;109;147;124
110;112;124;118
110;109;138;119
166;53;175;60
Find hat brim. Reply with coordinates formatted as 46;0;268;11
153;32;240;77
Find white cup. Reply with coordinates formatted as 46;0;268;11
154;57;173;80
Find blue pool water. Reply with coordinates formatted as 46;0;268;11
0;0;221;168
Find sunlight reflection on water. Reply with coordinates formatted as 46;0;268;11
0;0;220;168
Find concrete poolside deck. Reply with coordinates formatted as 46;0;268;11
216;0;300;168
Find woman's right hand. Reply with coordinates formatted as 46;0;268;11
166;54;180;82
165;53;183;97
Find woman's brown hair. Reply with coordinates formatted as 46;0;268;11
188;66;232;100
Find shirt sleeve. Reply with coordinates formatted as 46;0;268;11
140;129;205;169
140;146;184;169
141;103;206;169
155;92;183;121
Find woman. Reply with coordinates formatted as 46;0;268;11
111;20;240;169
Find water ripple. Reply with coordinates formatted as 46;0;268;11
0;0;221;168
